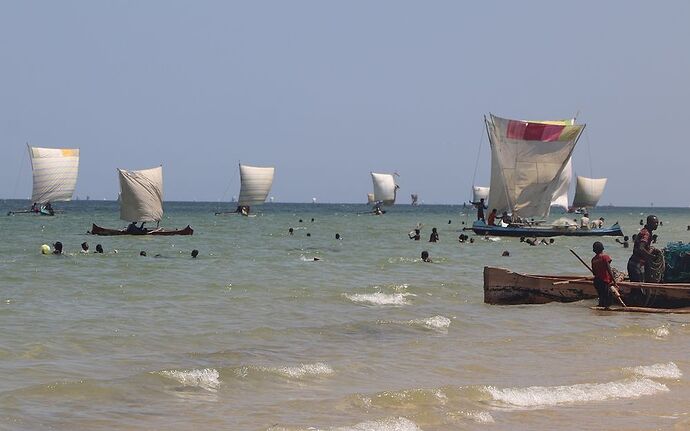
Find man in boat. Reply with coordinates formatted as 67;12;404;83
126;221;146;234
30;202;39;213
591;241;622;308
487;209;498;226
579;213;590;230
469;198;487;221
627;214;659;282
500;211;511;225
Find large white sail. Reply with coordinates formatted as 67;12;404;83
550;158;572;210
28;145;80;204
367;193;376;205
238;164;275;206
472;186;490;203
371;172;398;206
486;114;584;218
118;166;164;222
572;176;607;208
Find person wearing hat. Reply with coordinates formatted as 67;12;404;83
53;242;63;255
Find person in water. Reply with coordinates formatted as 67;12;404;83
591;241;623;308
95;244;104;253
408;228;421;240
421;250;432;262
191;249;199;258
335;233;341;240
627;214;659;282
80;242;89;253
429;227;439;243
288;227;294;235
469;198;487;221
53;241;63;255
615;235;630;248
140;251;147;257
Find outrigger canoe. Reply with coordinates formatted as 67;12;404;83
89;223;193;236
484;266;690;309
472;220;623;238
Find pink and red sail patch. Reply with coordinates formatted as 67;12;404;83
506;120;578;142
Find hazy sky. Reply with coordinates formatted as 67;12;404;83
1;1;689;205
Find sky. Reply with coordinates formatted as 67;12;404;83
1;1;689;205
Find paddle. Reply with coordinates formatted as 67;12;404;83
569;248;626;307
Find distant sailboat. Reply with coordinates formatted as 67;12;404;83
216;164;275;216
472;186;490;203
370;172;399;214
571;176;608;209
8;144;80;216
90;166;193;235
411;193;419;206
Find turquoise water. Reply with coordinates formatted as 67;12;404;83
1;201;689;430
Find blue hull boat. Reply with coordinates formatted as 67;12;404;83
471;220;623;237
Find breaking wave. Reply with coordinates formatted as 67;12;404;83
234;362;334;379
157;368;220;392
484;378;668;408
344;292;416;306
624;362;682;379
332;416;422;431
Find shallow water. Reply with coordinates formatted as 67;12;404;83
1;200;689;430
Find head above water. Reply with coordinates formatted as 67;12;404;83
81;242;89;251
191;249;199;258
421;250;430;261
140;251;147;257
95;244;104;253
53;241;63;252
592;241;604;254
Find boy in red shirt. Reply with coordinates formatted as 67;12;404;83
592;241;624;308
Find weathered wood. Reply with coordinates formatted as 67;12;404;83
484;266;690;309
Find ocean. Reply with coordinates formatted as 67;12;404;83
1;200;689;430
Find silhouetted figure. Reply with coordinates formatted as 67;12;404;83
429;228;439;243
191;249;199;258
53;241;63;255
421;250;432;262
95;244;104;253
140;251;147;257
470;198;487;221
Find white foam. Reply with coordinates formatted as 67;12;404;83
237;362;334;379
484;378;668;408
344;292;416;306
624;362;682;379
158;368;220;392
451;410;495;423
650;325;670;339
332;416;422;431
411;315;451;331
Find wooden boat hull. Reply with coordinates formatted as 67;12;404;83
89;223;193;236
472;221;623;237
484;266;690;309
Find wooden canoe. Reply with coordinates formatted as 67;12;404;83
484;266;690;309
89;223;194;236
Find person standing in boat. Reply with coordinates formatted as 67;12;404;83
579;213;590;230
627;214;659;282
487;209;498;226
591;241;622;308
469;198;487;221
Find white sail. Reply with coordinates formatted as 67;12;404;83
118;166;164;222
550;158;572;210
472;186;490;203
486;114;584;218
367;193;376;205
237;164;275;206
371;172;398;206
28;145;80;204
572;176;607;208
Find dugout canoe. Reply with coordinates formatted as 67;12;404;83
89;223;193;236
483;266;690;309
